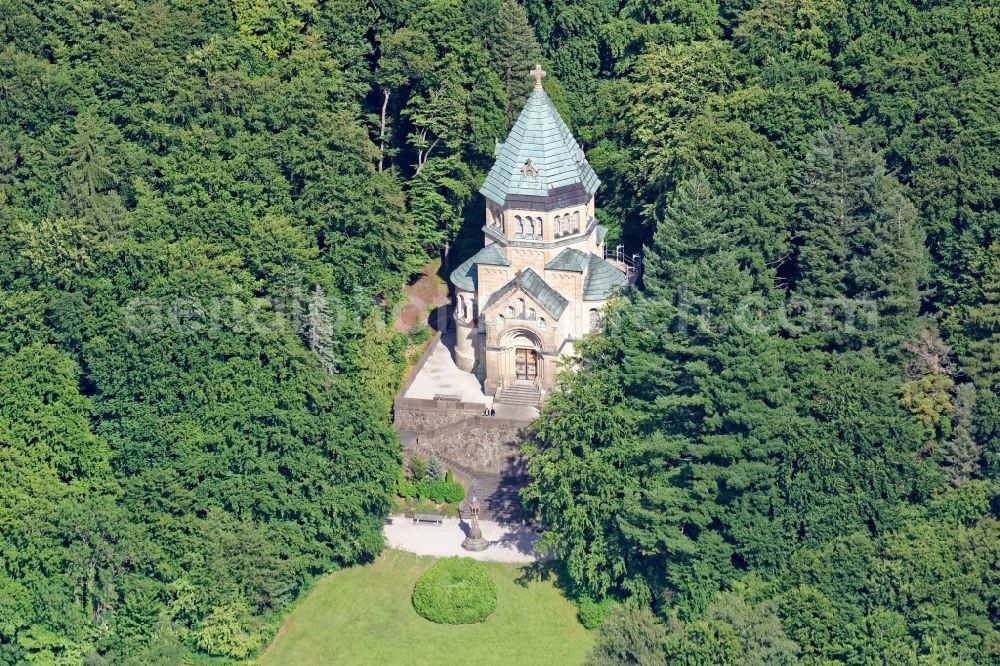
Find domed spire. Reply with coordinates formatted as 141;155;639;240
479;81;600;209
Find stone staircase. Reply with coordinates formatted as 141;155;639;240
496;383;541;407
405;436;525;522
467;471;527;524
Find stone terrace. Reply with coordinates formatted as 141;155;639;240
394;329;538;520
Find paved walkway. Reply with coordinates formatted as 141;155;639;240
402;330;540;421
403;331;488;404
384;515;550;563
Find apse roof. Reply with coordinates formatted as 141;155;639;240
583;254;627;301
449;244;510;292
545;248;589;272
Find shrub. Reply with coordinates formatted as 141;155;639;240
412;558;498;624
577;595;613;630
409;455;428;481
441;480;465;504
416;479;465;504
445;469;454;483
397;471;417;499
410;323;432;345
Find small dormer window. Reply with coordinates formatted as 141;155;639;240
521;158;539;178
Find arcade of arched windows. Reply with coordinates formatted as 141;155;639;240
513;214;542;239
494;299;544;325
553;210;582;237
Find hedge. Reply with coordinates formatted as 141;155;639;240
397;475;465;504
412;558;498;624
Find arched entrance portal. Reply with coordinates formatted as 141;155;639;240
499;329;543;386
514;348;538;380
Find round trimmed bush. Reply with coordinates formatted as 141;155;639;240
412;557;498;624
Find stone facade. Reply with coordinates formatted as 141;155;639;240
449;67;635;399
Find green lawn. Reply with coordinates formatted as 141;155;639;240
258;550;593;666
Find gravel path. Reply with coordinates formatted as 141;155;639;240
384;515;550;563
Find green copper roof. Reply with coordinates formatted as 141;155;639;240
596;225;609;245
521;269;569;317
583;254;627;301
545;248;589;272
480;87;600;206
484;269;569;319
449;244;510;292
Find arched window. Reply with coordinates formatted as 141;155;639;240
589;308;600;330
497;314;505;327
517;298;526;317
572;211;580;232
525;216;535;236
515;215;523;236
528;307;535;319
506;305;515;318
553;215;561;236
538;317;546;328
536;218;542;237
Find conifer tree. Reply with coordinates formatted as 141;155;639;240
942;383;981;486
306;286;337;375
352;308;404;415
643;174;751;335
409;455;428;482
488;0;542;126
793;126;924;353
643;173;727;298
961;243;1000;392
427;455;445;481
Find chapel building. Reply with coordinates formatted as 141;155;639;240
450;65;637;404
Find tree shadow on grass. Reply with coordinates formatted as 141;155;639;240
513;559;567;590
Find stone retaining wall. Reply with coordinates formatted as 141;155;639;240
392;396;483;432
422;421;525;474
393;330;534;475
395;408;530;474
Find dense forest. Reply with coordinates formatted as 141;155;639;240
0;0;996;664
518;0;1000;664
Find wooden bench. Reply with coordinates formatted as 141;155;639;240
412;513;444;525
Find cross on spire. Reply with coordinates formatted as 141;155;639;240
529;63;546;88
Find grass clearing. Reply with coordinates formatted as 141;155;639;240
258;549;592;666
